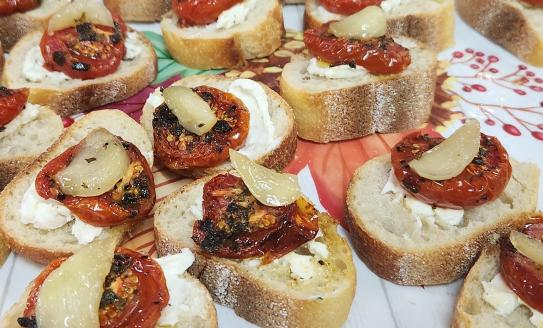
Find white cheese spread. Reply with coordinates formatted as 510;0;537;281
315;5;343;21
155;249;197;327
23;46;72;83
20;183;103;244
216;0;257;30
0;103;41;141
306;58;367;79
275;252;318;280
124;32;143;60
380;0;410;13
483;274;543;327
381;169;464;228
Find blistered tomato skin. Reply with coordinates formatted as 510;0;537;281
40;16;127;80
319;0;382;15
0;87;29;127
172;0;243;26
0;0;39;16
500;217;543;314
390;132;512;209
304;27;411;74
35;138;155;227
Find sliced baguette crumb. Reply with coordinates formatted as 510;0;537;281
304;0;455;51
160;0;284;69
0;110;153;264
280;45;437;143
141;75;297;178
345;154;539;285
154;175;356;328
2;30;157;117
455;0;543;67
104;0;170;22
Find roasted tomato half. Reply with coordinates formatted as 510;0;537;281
40;16;127;80
35;137;155;227
153;86;250;171
319;0;382;15
304;26;411;74
0;0;39;16
0;86;28;128
172;0;243;26
192;174;319;263
521;0;543;7
391;132;512;209
18;248;169;328
500;216;543;314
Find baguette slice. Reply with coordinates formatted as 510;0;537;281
0;251;218;328
304;0;455;51
2;30;157;117
0;110;154;265
104;0;170;22
280;43;437;143
0;0;68;51
154;174;357;328
141;75;297;178
456;0;543;67
0;41;3;76
345;154;539;285
0;105;63;191
452;244;541;328
160;0;284;69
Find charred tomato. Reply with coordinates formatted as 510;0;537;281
0;0;39;16
391;131;512;209
153;86;250;171
0;86;29;128
172;0;243;26
319;0;382;15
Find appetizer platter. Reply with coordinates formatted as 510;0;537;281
0;1;542;328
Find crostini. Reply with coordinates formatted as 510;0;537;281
0;41;3;75
104;0;170;22
154;149;356;328
141;75;297;177
0;238;217;328
304;0;454;51
0;110;155;264
453;214;543;328
0;0;69;51
2;0;157;117
280;6;437;143
0;86;63;191
346;120;540;285
456;0;543;67
161;0;284;69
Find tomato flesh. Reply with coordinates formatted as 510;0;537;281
304;26;411;74
391;131;512;209
192;174;319;263
0;87;28;127
40;17;127;80
521;0;543;7
153;86;250;171
172;0;243;26
500;216;543;314
319;0;382;15
35;137;155;227
0;0;39;16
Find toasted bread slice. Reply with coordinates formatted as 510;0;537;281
0;250;218;328
0;110;154;265
0;41;3;76
452;244;542;328
279;42;437;143
104;0;170;22
0;105;63;191
2;30;157;117
345;154;539;286
160;0;284;69
456;0;543;67
304;0;455;51
141;75;297;178
0;0;68;51
154;174;357;328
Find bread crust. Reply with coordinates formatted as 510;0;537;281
2;30;157;117
0;156;33;192
0;12;46;52
456;0;543;67
104;0;170;22
304;0;455;51
160;1;284;69
280;54;437;143
0;41;4;76
345;155;539;285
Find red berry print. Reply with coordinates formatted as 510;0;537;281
503;124;521;136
